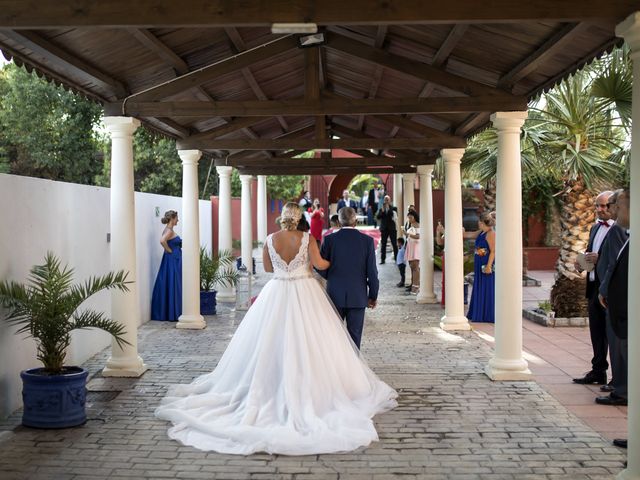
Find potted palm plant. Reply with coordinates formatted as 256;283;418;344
0;252;131;429
200;248;239;315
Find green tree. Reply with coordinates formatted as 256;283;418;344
0;63;103;184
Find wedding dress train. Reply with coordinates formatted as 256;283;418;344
155;232;397;455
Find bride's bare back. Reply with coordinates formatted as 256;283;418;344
263;230;329;272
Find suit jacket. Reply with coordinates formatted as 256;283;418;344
337;199;358;211
606;241;629;339
367;189;378;212
585;222;611;298
319;228;379;308
376;205;397;231
598;224;628;298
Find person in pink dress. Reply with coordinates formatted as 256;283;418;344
309;198;325;244
403;211;421;293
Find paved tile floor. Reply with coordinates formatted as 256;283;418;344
0;259;628;479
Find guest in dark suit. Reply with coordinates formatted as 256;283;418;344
596;189;629;403
600;189;630;448
368;186;379;227
573;191;614;385
376;195;398;264
337;189;358;212
320;207;379;349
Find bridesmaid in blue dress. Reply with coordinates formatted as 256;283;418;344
466;212;496;323
151;210;182;321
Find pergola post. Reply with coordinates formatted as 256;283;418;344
440;148;471;331
257;175;268;245
102;116;147;377
177;149;205;330
240;174;254;273
216;166;236;301
393;173;404;231
615;12;640;480
416;164;438;304
485;111;531;381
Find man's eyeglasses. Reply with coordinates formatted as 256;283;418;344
607;202;616;207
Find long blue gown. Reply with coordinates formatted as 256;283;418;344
466;231;495;323
151;236;182;321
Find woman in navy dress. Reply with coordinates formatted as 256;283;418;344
466;212;496;323
151;210;182;321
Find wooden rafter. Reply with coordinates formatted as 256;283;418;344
128;28;189;75
237;165;418;175
2;1;639;28
0;29;128;99
217;155;434;168
115;95;528;118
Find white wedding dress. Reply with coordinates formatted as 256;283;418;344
155;232;398;455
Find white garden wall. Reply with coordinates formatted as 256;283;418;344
0;173;212;418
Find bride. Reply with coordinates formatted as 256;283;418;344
155;202;398;455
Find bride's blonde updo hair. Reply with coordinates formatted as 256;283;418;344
279;202;302;231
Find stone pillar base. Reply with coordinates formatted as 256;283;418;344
216;291;236;302
440;316;471;331
416;294;438;304
102;356;148;377
484;363;532;381
177;314;206;329
616;468;638;480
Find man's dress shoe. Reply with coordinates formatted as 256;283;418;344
572;371;607;385
595;394;627;406
600;383;614;392
613;439;627;449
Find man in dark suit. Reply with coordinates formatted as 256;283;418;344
368;186;379;227
599;189;630;448
596;189;629;404
573;191;614;385
320;207;379;349
337;189;358;212
376;195;398;264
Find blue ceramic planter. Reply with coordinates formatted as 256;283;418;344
200;290;217;315
20;367;88;429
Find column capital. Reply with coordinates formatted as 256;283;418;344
441;148;465;164
416;164;434;176
103;116;140;137
215;165;233;178
402;173;416;182
617;12;640;57
490;111;528;132
239;174;254;183
177;149;202;166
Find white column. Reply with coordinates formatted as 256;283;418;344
393;173;404;231
440;148;470;331
176;150;206;330
615;12;640;480
485;111;531;381
102;117;147;377
257;175;268;245
416;164;438;304
240;174;254;273
216;166;236;302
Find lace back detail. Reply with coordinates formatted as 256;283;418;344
268;232;310;274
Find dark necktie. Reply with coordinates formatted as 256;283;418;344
598;221;609;227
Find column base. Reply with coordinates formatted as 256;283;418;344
102;356;148;377
440;315;471;331
216;287;236;302
485;358;532;381
177;314;206;329
416;293;438;304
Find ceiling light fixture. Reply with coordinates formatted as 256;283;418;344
271;23;318;34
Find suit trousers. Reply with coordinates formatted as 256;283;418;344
618;338;628;399
606;316;627;398
337;307;366;350
380;230;398;262
588;293;609;374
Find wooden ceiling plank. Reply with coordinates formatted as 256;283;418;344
128;28;189;75
2;1;639;27
0;29;128;98
372;115;465;143
454;112;491;136
129;34;298;101
120;95;528;117
326;32;514;97
156;117;191;137
498;22;588;88
220;156;434;167
237;166;418;175
432;24;469;66
374;25;388;49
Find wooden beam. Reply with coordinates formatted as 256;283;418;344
498;22;588;89
178;117;264;144
2;1;639;27
0;29;127;98
238;166;418;175
326;32;513;97
155;117;191;138
119;95;528;117
129;35;298;101
372;115;465;144
218;155;434;168
187;137;461;151
433;24;469;67
128;28;189;75
454;112;491;137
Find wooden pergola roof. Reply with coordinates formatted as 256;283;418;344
1;1;638;175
